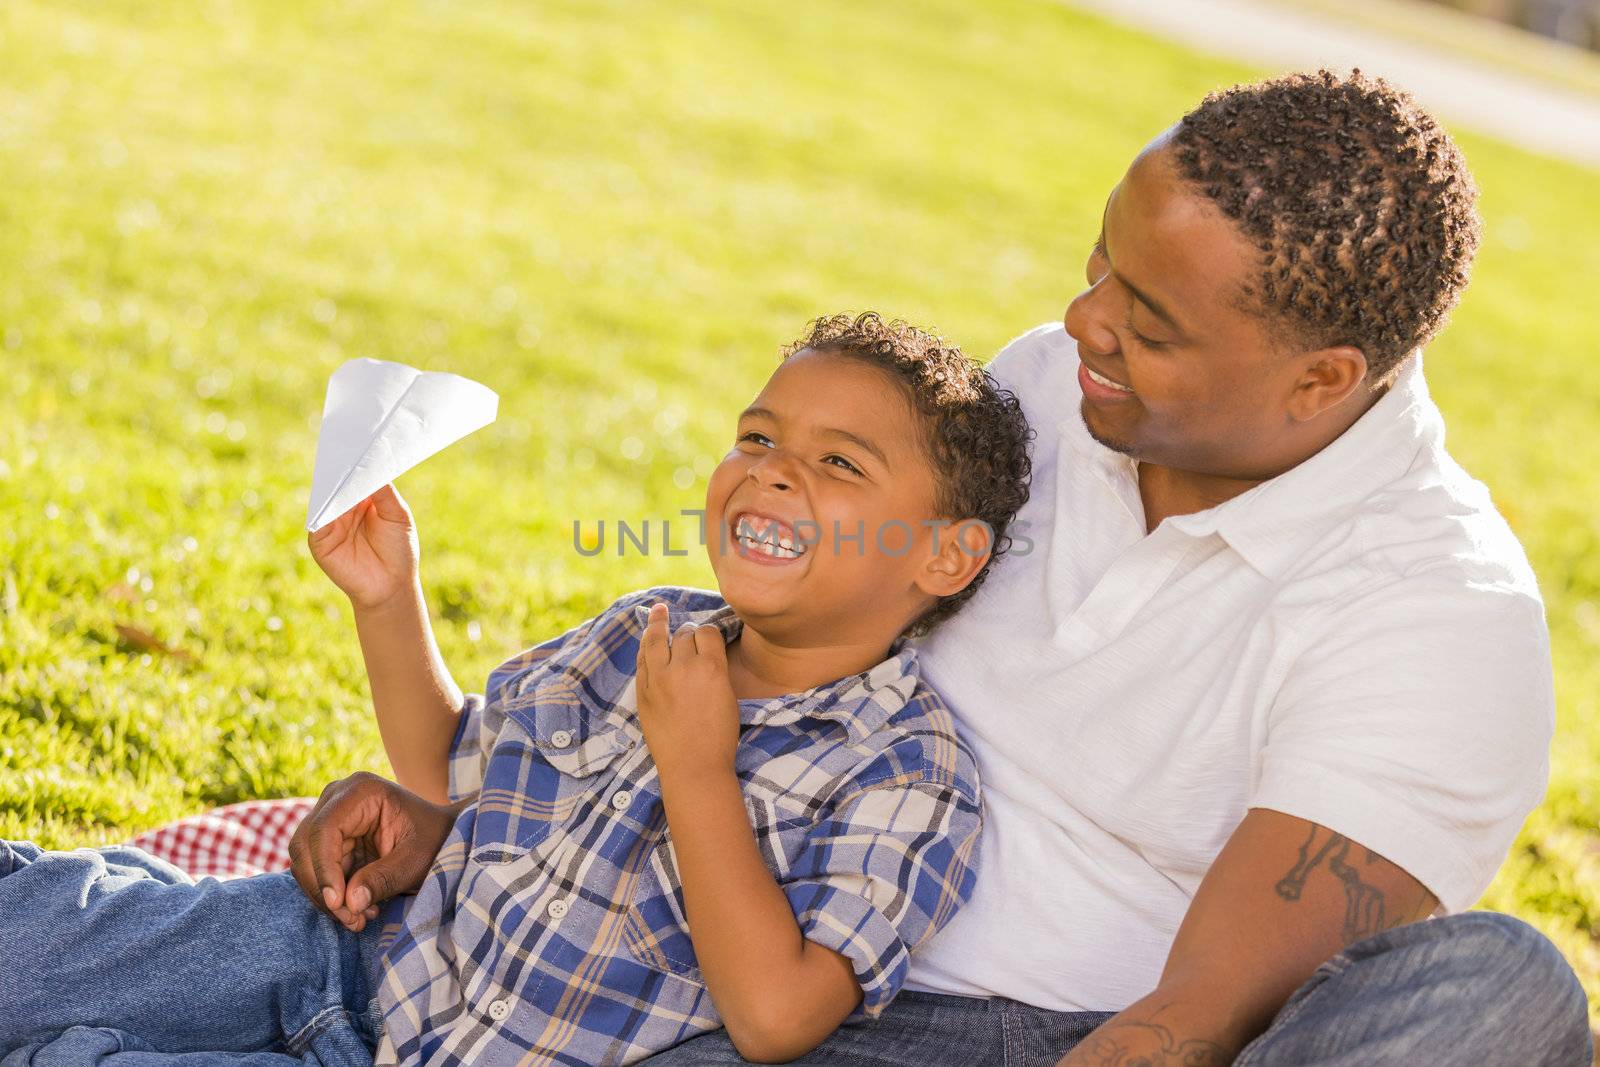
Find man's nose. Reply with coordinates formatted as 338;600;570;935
1064;283;1121;358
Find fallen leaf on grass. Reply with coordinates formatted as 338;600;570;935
114;623;197;664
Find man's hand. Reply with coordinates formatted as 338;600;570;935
287;771;467;932
307;483;420;612
635;602;740;782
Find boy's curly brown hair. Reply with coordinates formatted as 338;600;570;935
1172;69;1482;389
782;312;1033;637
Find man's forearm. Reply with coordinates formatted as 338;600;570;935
657;765;860;1062
352;579;463;803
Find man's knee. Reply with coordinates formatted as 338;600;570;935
1244;911;1592;1067
0;840;44;878
1422;912;1591;1063
1439;912;1583;992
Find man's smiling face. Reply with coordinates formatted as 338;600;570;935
705;347;945;641
1064;131;1323;482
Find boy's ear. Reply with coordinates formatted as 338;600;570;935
913;519;992;601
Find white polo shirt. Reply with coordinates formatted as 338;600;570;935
904;323;1554;1012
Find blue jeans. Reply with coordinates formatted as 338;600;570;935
641;911;1594;1066
0;841;387;1065
3;842;1592;1065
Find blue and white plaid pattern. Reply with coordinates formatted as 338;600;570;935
372;586;983;1066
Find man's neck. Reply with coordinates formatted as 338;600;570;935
1135;389;1381;534
1136;463;1264;533
723;624;895;701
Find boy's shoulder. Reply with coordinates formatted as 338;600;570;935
593;585;728;635
574;585;729;653
782;653;981;810
572;587;982;803
609;584;727;613
485;586;722;700
863;674;982;805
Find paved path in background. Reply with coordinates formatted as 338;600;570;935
1069;0;1600;168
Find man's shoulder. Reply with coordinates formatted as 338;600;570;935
1356;453;1542;603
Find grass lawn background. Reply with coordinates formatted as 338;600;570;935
2;0;1597;1020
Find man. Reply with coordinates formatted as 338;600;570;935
645;70;1593;1066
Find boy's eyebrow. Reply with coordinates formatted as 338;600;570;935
739;406;891;469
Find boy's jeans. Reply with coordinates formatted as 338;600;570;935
3;840;1593;1066
0;841;387;1065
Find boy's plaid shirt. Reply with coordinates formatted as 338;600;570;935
372;586;983;1066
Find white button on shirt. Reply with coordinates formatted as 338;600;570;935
546;898;570;920
487;998;510;1022
610;790;632;810
904;324;1554;1013
549;729;573;749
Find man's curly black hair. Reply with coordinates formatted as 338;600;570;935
1171;69;1482;389
782;312;1033;637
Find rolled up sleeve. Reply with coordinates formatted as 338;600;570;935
446;693;499;803
782;778;983;1018
1252;574;1554;912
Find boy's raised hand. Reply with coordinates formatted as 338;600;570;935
287;771;467;932
307;483;420;611
635;603;741;781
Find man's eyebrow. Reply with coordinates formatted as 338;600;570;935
1095;203;1188;336
1118;266;1185;335
738;406;890;468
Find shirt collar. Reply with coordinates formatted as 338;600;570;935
1067;353;1444;580
629;597;919;740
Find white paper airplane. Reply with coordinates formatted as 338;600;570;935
306;358;498;532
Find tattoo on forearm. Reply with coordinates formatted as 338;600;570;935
1077;1021;1228;1066
1274;826;1393;941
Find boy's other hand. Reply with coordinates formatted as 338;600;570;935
287;771;463;932
636;603;740;782
307;483;420;612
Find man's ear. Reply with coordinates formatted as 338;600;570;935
913;519;993;601
1288;344;1368;422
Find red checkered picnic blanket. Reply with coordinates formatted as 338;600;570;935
129;798;316;880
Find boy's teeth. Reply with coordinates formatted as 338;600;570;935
734;513;806;556
738;532;802;558
1087;366;1133;393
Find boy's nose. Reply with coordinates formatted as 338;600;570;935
749;455;796;492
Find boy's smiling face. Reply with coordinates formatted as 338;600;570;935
705;348;961;643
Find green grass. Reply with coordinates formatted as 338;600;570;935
2;0;1598;1022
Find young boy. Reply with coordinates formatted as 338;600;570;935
0;312;1032;1065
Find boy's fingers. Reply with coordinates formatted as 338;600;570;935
307;508;351;547
370;483;411;523
692;624;725;662
641;603;670;667
672;621;699;659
